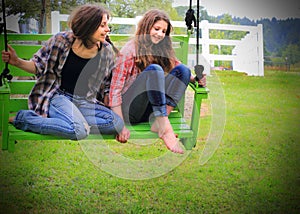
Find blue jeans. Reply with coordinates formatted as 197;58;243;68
13;89;124;140
122;64;191;123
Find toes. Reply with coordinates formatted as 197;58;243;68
170;144;184;154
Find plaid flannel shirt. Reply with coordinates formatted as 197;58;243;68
29;31;114;117
108;39;180;108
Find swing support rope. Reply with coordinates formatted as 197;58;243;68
185;0;204;81
0;0;12;87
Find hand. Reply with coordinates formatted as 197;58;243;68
196;74;206;87
1;45;19;66
116;126;130;143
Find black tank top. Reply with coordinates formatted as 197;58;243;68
60;48;92;96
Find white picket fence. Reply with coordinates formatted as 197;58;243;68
51;11;264;76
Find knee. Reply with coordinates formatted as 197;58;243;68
175;64;191;77
144;64;164;76
173;64;191;85
89;111;124;135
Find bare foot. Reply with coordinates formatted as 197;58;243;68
152;117;183;154
150;105;179;137
151;120;178;138
160;130;184;154
9;116;15;123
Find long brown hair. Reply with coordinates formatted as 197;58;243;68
134;9;176;73
68;4;110;49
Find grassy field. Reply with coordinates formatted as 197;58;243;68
1;70;299;213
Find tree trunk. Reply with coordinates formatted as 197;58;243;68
39;0;46;34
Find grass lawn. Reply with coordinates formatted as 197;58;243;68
1;70;299;213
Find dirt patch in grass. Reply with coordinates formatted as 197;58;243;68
184;89;210;120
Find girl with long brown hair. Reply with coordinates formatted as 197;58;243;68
109;9;206;154
2;4;124;139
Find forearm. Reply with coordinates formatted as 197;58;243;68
111;104;130;143
111;105;124;121
13;58;37;74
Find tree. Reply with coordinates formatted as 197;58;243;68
209;14;247;67
106;0;181;34
107;0;136;18
2;0;79;33
107;0;178;19
3;0;43;32
282;44;300;66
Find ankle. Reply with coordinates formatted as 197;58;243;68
9;116;15;123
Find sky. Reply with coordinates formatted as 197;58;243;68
172;0;300;20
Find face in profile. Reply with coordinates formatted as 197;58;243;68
91;14;110;43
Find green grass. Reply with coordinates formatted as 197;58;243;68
1;70;300;213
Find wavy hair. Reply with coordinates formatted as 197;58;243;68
134;9;176;73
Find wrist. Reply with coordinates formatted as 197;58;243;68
190;75;196;83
